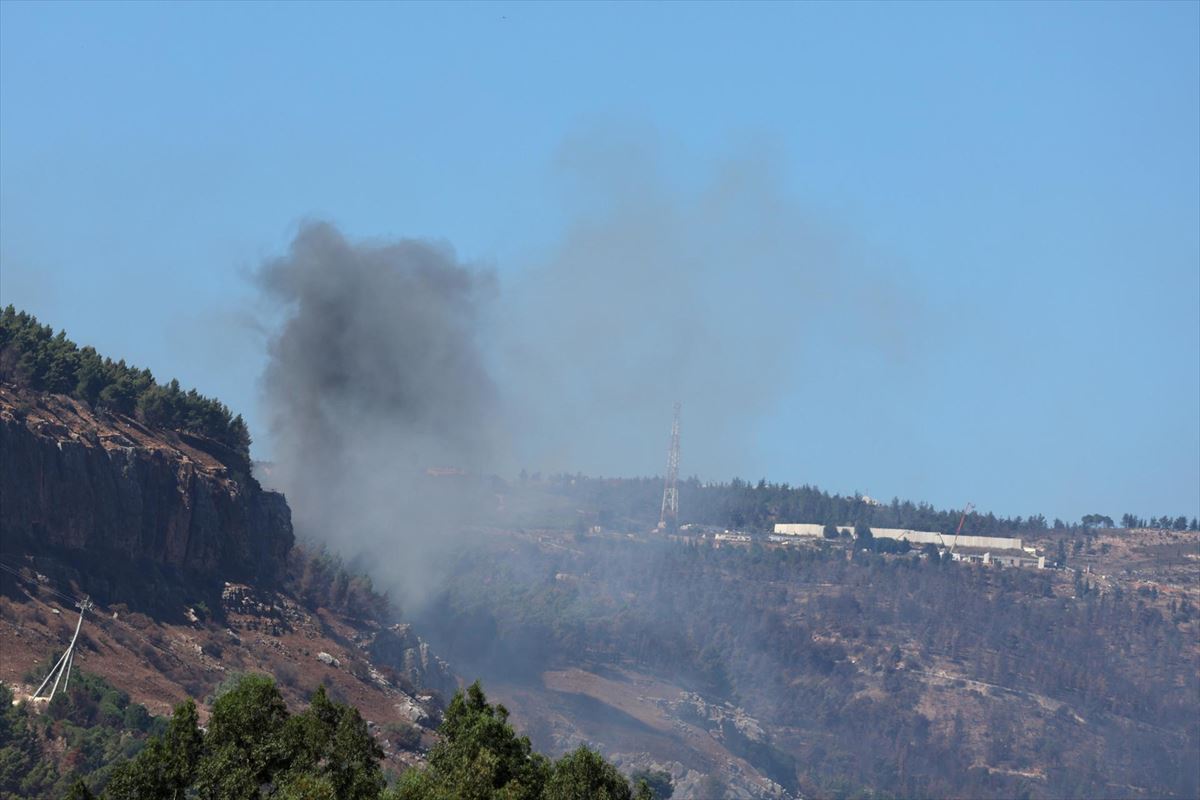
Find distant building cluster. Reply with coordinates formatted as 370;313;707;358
772;524;1045;568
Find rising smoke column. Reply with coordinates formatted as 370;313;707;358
257;221;501;604
254;140;927;609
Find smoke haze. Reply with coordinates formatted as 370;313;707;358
257;223;503;603
257;141;920;606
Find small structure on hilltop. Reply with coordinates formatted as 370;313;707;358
950;547;1044;568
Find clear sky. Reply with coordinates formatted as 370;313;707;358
2;1;1197;522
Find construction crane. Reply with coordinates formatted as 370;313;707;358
945;502;975;555
658;402;681;531
31;596;92;703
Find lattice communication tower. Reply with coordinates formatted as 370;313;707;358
658;402;681;530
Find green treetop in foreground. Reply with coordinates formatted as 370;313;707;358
392;681;652;800
89;675;656;800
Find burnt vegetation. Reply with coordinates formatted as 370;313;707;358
286;541;396;623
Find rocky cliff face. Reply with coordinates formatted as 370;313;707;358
0;384;292;584
368;623;458;698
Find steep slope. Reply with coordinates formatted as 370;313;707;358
0;384;291;587
422;528;1200;800
0;383;456;790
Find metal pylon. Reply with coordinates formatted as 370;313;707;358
32;596;92;702
658;402;681;530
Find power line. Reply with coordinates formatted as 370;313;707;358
0;559;85;607
0;556;192;674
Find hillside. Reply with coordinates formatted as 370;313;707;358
1;308;1196;799
0;312;657;799
418;526;1200;799
0;380;455;794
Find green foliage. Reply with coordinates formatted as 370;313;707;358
0;305;250;457
193;674;292;799
102;676;390;800
0;683;54;798
544;746;634;800
629;768;673;799
392;682;641;800
0;640;872;800
393;681;550;800
275;773;338;800
0;673;162;799
65;778;97;800
105;699;202;800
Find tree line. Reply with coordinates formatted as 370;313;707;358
0;306;250;457
529;474;1199;535
538;474;1058;535
54;673;660;799
1118;513;1197;531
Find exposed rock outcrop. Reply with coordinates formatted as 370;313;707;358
368;623;457;698
0;385;292;584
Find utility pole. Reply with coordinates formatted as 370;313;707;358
32;596;92;703
658;402;681;531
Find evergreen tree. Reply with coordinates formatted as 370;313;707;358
195;674;289;799
854;522;874;549
64;779;97;800
629;769;673;799
391;681;550;800
544;746;636;800
0;306;253;457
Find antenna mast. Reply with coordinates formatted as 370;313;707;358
32;596;92;703
658;402;681;531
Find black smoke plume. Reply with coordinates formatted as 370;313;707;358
257;222;502;604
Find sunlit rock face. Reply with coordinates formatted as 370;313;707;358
0;385;293;584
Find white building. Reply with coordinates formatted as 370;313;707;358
772;523;1022;552
772;523;1040;566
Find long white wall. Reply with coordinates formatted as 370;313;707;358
774;523;853;537
772;523;1022;552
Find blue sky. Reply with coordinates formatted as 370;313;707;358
2;1;1197;521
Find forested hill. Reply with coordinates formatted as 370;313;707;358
525;473;1198;535
0;306;250;457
